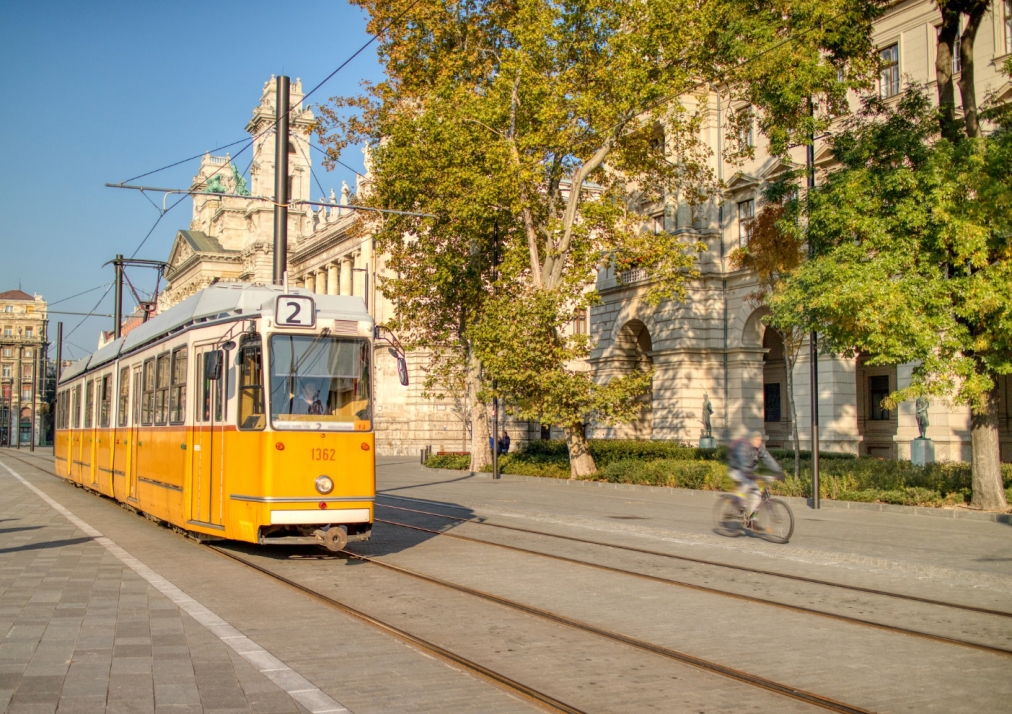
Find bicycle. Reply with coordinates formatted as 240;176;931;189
713;478;795;544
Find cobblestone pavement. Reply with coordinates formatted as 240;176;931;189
2;449;1010;713
0;450;538;714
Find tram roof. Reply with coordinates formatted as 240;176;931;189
60;284;372;380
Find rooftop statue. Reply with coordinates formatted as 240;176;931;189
205;175;226;194
230;163;251;196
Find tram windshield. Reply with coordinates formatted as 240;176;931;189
269;335;371;430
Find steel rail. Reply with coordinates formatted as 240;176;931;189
376;516;1012;658
375;498;1012;619
206;545;589;714
336;547;875;714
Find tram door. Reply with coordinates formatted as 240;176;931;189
191;347;225;526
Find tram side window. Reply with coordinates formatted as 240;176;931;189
142;359;155;426
170;347;187;424
155;353;170;425
99;374;112;428
216;351;226;422
195;352;206;423
197;349;223;423
238;339;265;430
72;385;81;428
117;367;130;427
133;369;142;426
84;380;95;428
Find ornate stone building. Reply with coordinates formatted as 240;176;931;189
590;0;1012;461
0;289;49;446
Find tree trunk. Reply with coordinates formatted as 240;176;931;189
934;5;961;142
467;352;492;473
565;423;596;479
957;2;987;139
970;387;1008;511
782;329;801;478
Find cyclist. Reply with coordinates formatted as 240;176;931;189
728;431;784;525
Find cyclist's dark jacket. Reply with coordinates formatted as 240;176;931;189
728;440;783;480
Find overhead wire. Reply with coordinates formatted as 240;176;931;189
47;282;114;307
118;137;251;185
310;142;365;179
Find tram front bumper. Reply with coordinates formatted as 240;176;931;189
269;508;371;525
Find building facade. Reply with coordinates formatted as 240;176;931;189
0;289;49;446
590;0;1012;461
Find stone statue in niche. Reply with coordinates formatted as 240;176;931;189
915;397;930;439
701;392;713;438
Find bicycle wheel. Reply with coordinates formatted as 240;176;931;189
753;498;794;544
713;494;745;537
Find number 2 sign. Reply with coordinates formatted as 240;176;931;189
275;295;316;327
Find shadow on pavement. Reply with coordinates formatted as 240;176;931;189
0;536;94;554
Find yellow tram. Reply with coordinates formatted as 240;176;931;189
53;283;399;550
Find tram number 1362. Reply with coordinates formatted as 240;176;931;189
311;448;337;461
276;295;316;327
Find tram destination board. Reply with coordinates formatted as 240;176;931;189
276;294;316;328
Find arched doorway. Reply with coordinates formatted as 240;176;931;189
762;328;790;448
613;320;653;439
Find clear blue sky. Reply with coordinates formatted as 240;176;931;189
0;0;384;360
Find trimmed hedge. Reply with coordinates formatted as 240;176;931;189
423;439;1012;509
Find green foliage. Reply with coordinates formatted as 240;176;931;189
424;438;1012;509
769;88;1012;413
595;459;732;490
424;453;471;470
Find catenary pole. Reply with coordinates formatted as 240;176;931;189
113;254;124;339
29;349;37;452
15;346;22;450
273;75;291;284
807;98;820;509
491;220;500;480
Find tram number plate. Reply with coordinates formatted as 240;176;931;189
276;295;316;327
311;448;336;461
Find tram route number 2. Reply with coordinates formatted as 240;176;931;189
311;448;336;461
276;295;316;327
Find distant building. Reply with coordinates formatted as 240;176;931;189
0;289;49;446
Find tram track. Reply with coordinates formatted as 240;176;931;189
375;497;1012;619
374;515;1012;657
212;543;876;714
205;544;590;714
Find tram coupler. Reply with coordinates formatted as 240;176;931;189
314;525;349;552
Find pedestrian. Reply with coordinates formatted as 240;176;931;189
499;430;511;454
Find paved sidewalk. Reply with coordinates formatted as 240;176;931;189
0;457;319;714
0;450;537;714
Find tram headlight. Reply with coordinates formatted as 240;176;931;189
315;475;334;495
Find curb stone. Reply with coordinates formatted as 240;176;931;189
423;467;1012;524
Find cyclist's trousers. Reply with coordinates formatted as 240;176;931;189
729;469;761;515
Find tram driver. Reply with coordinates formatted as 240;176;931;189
292;379;328;415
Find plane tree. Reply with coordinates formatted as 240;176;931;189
315;0;880;477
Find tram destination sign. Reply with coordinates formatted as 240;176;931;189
275;295;316;328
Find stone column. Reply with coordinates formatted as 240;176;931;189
304;274;315;293
340;258;353;297
316;269;328;296
327;263;339;296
